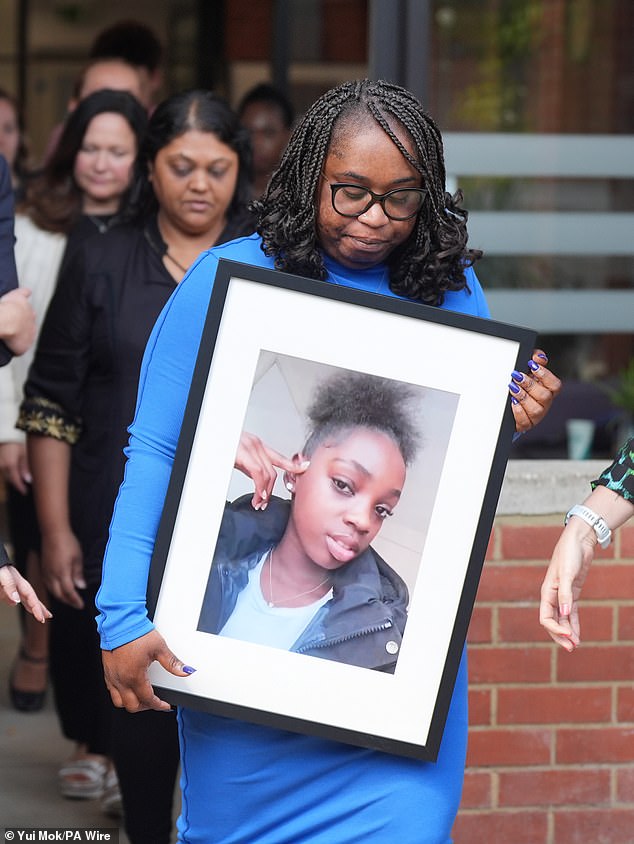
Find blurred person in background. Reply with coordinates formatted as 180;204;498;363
69;57;146;110
89;19;164;112
42;57;145;164
238;82;294;197
0;91;146;818
19;89;253;842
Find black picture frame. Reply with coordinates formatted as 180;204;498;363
147;258;536;761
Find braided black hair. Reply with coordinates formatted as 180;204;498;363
302;370;421;466
254;79;481;306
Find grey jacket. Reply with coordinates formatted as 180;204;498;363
197;495;409;673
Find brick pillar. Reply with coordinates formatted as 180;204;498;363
453;513;634;844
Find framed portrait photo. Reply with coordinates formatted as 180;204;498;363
147;258;536;761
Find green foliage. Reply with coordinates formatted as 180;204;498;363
450;0;544;131
604;359;634;414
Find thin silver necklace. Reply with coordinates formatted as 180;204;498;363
86;214;114;235
164;250;189;274
266;548;330;608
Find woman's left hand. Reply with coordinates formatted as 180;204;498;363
509;349;562;433
0;564;52;623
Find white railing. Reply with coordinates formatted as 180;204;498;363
443;134;634;333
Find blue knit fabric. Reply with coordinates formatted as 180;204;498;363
97;233;490;843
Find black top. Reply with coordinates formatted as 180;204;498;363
19;212;254;585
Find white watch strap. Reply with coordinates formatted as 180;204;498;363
565;504;612;548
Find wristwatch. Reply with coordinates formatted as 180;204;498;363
564;504;612;549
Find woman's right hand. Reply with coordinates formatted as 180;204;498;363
41;528;85;609
102;629;195;713
235;431;310;510
0;441;31;494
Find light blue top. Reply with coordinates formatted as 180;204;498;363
97;233;491;844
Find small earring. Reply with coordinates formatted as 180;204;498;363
286;481;294;492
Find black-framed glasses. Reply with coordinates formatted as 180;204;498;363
325;179;427;221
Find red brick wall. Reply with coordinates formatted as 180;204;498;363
453;516;634;844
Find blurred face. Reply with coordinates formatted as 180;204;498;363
78;60;144;107
74;112;137;213
0;98;19;171
287;428;406;572
149;130;239;238
316;119;422;270
240;102;290;178
136;66;164;108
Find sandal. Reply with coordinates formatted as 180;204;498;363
101;767;123;818
9;647;48;713
59;756;108;800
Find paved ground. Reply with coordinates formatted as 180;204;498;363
0;600;131;839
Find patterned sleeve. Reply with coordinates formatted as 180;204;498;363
592;437;634;502
16;243;88;445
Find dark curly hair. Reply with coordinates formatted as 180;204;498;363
302;370;421;466
254;78;481;306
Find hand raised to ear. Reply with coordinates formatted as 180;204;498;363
234;431;310;510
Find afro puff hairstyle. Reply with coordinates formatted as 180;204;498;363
302;370;421;466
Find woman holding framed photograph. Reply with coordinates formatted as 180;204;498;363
97;79;560;842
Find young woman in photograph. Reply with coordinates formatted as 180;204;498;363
199;370;417;672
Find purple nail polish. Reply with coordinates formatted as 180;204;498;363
537;353;548;360
183;665;197;675
511;370;524;382
509;383;520;394
511;396;519;405
527;360;539;371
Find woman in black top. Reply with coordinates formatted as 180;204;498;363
19;89;253;838
1;90;147;715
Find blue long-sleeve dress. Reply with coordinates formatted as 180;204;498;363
97;232;491;844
